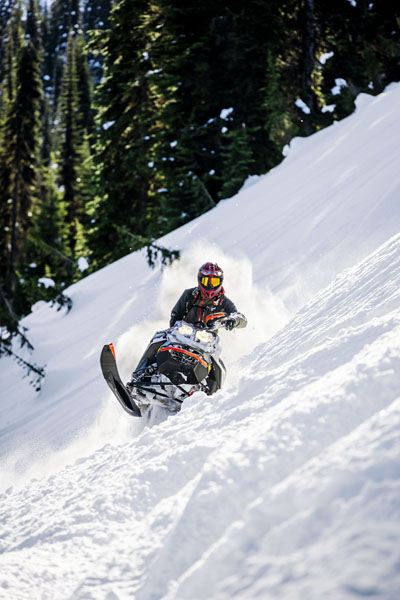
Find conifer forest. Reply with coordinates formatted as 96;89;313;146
0;0;399;353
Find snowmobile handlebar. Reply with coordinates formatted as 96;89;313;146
205;315;229;331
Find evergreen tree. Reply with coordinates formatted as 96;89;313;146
57;32;83;255
0;4;20;305
41;1;53;97
0;0;22;108
150;0;288;227
317;0;400;120
28;93;71;291
88;0;158;268
0;0;14;82
75;33;94;135
46;0;82;114
220;123;253;199
262;50;295;152
80;0;114;83
57;31;95;260
44;0;112;111
0;0;43;320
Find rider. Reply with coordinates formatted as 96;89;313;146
129;263;247;385
170;262;247;330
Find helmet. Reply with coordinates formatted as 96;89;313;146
198;262;224;299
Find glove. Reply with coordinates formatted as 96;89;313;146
225;317;237;331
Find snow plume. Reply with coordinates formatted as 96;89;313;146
160;240;289;358
118;240;290;385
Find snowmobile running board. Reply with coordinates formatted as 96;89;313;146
100;343;142;417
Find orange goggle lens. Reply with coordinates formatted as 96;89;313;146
201;276;221;288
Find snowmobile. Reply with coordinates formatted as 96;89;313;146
100;315;230;417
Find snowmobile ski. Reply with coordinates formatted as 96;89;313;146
100;343;141;417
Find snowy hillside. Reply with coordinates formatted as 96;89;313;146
1;84;400;599
2;230;399;599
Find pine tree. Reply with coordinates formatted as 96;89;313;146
219;123;253;199
150;0;288;224
316;1;400;120
0;0;21;108
75;33;94;136
0;4;19;306
88;0;159;268
262;51;293;153
27;93;71;291
44;0;112;112
57;32;83;256
0;0;14;81
41;1;52;97
9;0;42;299
54;31;95;266
46;0;82;115
0;0;43;319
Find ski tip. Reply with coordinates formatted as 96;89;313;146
108;342;116;359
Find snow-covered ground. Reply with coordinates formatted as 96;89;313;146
1;84;400;599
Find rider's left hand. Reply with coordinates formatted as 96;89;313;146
225;317;237;331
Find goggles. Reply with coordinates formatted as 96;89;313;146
200;276;221;288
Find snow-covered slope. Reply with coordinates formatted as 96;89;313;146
1;228;399;600
1;84;400;599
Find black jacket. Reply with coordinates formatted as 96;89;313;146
170;287;247;328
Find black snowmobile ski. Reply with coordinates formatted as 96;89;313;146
100;343;142;417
